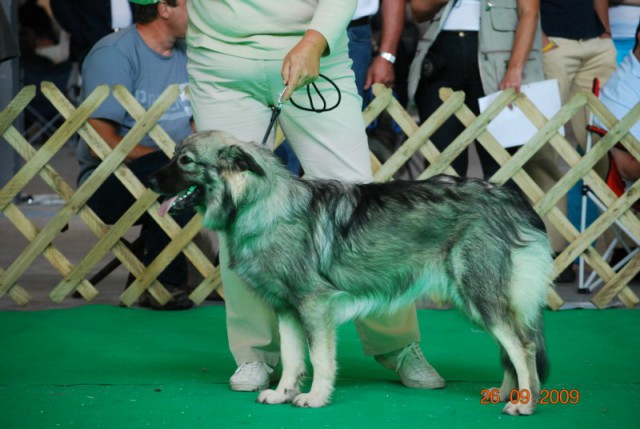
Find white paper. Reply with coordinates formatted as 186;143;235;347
478;79;564;148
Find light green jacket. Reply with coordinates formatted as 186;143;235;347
187;0;356;60
407;0;544;104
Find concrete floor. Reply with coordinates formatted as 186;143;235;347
1;142;638;311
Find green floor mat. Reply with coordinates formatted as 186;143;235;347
0;306;638;428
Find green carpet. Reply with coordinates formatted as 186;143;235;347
0;306;638;428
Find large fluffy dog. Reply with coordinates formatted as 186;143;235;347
149;130;553;415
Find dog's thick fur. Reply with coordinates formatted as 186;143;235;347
149;130;553;415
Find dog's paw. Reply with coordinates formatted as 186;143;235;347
256;389;294;405
502;401;535;416
292;392;329;408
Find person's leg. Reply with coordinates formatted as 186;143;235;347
572;37;617;160
270;54;442;387
127;152;193;286
188;49;281;371
274;141;302;176
415;77;469;176
218;235;281;367
87;151;193;308
414;32;476;176
522;144;567;253
458;36;496;179
543;37;581;107
541;37;584;278
347;23;373;103
274;53;372;182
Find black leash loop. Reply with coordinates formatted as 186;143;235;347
290;74;341;113
260;74;341;145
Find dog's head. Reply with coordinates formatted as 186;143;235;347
149;130;274;229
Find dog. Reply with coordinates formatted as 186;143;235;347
149;130;553;415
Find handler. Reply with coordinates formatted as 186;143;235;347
186;0;446;392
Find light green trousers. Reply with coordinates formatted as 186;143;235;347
188;47;420;367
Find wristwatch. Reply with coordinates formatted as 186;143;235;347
379;51;396;64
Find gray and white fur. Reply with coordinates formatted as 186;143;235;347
149;130;554;415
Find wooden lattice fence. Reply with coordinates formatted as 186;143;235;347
1;81;639;310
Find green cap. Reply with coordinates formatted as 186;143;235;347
129;0;160;4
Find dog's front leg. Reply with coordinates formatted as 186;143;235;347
257;313;306;405
292;310;336;408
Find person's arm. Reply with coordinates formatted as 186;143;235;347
82;45;156;161
365;0;406;90
87;118;156;162
499;0;539;92
594;0;612;37
410;0;449;22
611;148;640;181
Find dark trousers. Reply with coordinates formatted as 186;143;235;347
347;22;373;104
86;151;194;286
414;31;500;178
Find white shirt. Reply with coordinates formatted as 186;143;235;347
609;5;640;39
111;0;133;30
352;0;379;21
443;0;481;31
598;52;640;140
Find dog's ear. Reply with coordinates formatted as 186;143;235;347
217;145;265;177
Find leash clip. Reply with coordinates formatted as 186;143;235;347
260;87;288;145
277;87;287;109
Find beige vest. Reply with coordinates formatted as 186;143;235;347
407;0;544;105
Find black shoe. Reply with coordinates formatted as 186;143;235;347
139;284;194;310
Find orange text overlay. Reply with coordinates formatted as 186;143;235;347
480;389;580;405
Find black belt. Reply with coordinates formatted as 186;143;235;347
440;30;478;38
348;16;370;28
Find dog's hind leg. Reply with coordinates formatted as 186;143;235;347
491;346;518;403
257;313;307;405
489;324;539;415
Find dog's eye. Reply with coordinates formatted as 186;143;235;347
179;155;194;166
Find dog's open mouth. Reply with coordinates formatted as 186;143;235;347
158;185;203;216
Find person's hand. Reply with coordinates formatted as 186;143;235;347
499;66;524;93
499;66;524;110
364;56;395;90
281;30;327;102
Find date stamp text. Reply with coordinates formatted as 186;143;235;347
480;388;580;405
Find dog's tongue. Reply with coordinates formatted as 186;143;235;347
158;196;178;217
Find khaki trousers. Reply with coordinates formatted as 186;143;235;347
188;48;420;366
543;36;616;153
539;36;616;251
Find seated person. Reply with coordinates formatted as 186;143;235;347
77;0;194;310
597;17;640;182
613;149;640;181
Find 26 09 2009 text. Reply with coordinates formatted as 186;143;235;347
480;388;580;405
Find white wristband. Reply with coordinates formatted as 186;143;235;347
379;51;396;64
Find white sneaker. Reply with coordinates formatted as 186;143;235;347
229;362;275;392
375;342;445;389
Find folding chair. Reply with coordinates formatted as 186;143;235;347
578;79;640;292
21;58;80;145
